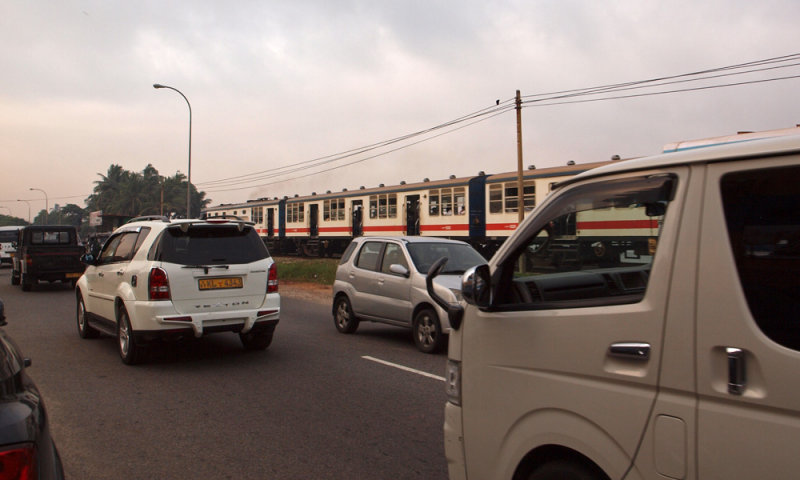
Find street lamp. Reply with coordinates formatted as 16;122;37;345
153;83;192;218
16;200;31;224
29;188;48;224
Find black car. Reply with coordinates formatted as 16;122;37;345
0;299;64;479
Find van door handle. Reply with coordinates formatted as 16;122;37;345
726;347;746;395
608;342;651;360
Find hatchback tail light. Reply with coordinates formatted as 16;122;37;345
148;267;171;300
0;444;37;480
267;263;278;294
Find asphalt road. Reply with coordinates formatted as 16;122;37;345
0;268;449;479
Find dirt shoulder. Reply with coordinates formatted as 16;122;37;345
280;281;332;306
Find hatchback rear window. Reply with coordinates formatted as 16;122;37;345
154;225;269;265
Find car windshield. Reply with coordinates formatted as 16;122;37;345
407;243;486;275
157;225;269;265
0;231;17;242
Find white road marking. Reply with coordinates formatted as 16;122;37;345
362;356;445;382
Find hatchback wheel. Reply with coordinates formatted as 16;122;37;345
413;308;443;354
333;295;359;334
118;307;143;365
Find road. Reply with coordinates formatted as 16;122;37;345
0;268;449;479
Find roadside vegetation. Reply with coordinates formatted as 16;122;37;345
274;256;338;285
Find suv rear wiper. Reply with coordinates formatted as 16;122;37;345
182;264;230;274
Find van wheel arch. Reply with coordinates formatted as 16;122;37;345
513;445;610;480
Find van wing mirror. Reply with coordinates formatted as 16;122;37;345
462;264;491;308
426;257;464;331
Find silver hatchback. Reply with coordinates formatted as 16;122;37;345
332;236;486;353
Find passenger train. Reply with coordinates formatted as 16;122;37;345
203;159;619;257
202;126;800;260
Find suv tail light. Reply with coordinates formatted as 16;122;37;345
149;267;171;300
267;263;278;294
0;444;37;480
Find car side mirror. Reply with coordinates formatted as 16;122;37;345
389;264;410;277
461;264;491;308
80;253;96;265
426;257;464;331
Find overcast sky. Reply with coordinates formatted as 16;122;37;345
2;0;799;220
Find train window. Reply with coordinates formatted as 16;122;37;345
288;203;305;223
454;187;466;215
429;190;439;216
379;195;387;218
337;199;345;220
369;196;378;219
505;184;518;213
489;184;503;213
324;201;330;221
524;182;536;211
442;189;453;216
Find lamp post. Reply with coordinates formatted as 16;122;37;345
153;83;192;218
29;188;48;224
16;200;31;224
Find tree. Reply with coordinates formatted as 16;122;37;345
85;164;210;220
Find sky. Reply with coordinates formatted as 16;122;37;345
2;0;799;220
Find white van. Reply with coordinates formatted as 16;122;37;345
0;226;21;267
429;128;800;480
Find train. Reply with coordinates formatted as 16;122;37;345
202;158;620;258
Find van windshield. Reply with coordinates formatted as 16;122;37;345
0;231;17;242
157;225;269;265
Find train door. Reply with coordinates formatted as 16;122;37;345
309;204;319;237
352;200;363;237
406;195;420;236
267;208;275;237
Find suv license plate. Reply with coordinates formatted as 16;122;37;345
198;277;243;290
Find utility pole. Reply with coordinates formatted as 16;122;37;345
515;90;525;225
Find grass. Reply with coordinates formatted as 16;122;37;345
273;256;339;285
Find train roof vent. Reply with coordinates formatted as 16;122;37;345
528;165;536;170
400;181;406;185
294;194;299;197
423;178;430;182
359;186;365;190
312;192;316;196
326;190;331;194
611;155;621;160
449;175;456;179
478;171;485;176
343;188;348;192
567;160;576;166
379;183;385;187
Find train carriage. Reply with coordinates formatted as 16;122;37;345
203;160;619;257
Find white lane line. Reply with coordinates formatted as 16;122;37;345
362;356;445;382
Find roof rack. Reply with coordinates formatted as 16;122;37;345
126;215;170;224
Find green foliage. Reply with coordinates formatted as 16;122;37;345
85;164;210;219
0;215;27;227
275;257;339;285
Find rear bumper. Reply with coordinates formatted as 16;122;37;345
127;296;281;339
133;318;279;345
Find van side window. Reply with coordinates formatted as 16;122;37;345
721;165;800;350
495;175;675;309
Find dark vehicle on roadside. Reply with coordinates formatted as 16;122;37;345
11;225;85;291
0;299;65;479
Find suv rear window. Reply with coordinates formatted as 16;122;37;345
153;225;269;265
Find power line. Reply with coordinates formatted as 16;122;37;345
199;52;800;193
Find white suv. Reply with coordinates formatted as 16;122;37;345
75;216;279;365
